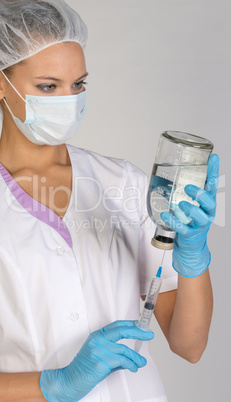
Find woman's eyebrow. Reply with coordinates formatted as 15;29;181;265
34;72;89;81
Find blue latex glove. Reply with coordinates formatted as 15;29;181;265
161;154;219;278
40;320;154;401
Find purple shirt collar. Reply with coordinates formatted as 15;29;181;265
0;145;73;248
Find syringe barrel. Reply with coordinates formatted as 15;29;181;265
137;305;154;331
137;277;162;330
146;277;162;305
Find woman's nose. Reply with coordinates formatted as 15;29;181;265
62;88;74;96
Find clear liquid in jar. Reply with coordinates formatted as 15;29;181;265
147;163;207;227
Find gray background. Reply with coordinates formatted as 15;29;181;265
67;1;230;401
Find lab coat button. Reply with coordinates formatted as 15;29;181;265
68;312;79;321
56;246;65;255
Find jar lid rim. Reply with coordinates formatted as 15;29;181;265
162;131;214;149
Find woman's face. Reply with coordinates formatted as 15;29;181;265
0;42;88;122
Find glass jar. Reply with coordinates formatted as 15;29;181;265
147;131;214;250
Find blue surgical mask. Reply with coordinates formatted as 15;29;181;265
1;71;87;146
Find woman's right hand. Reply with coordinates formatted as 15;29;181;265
40;320;154;401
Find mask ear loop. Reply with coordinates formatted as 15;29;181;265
0;71;27;121
2;97;16;120
0;71;27;103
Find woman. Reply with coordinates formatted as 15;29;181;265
0;1;219;401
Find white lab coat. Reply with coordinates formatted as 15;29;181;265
0;144;177;401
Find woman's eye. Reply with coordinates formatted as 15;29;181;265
36;80;87;92
36;84;56;92
73;80;87;89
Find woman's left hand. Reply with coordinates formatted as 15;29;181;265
161;154;219;278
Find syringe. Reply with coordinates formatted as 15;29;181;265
134;253;165;353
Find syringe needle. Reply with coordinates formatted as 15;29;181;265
160;250;166;267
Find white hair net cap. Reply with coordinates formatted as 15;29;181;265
0;0;88;71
